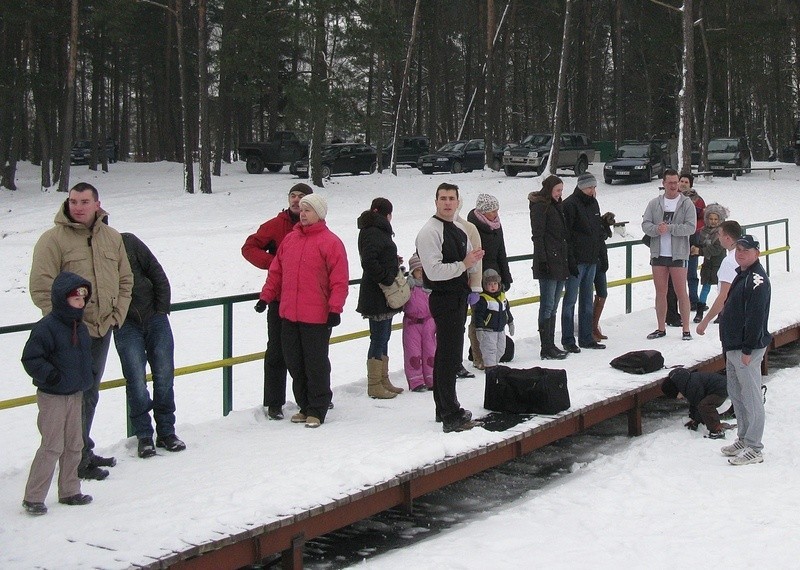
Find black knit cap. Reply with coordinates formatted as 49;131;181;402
289;183;313;195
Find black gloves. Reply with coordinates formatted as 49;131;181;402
601;212;616;226
538;262;549;276
45;370;60;386
685;419;699;431
254;300;267;313
327;312;341;328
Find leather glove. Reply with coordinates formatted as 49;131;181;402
568;259;579;278
601;212;616;226
684;419;699;431
254;300;267;313
326;312;341;328
508;322;515;337
467;292;480;306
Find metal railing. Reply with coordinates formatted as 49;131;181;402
1;218;789;418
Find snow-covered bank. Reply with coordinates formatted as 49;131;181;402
1;160;799;568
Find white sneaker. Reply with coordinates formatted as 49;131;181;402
721;439;746;457
728;447;763;466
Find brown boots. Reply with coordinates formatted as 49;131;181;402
592;295;608;342
381;356;404;394
367;358;400;399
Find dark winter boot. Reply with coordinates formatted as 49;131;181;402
539;318;567;360
693;303;707;324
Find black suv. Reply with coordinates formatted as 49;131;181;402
707;137;751;175
381;136;429;168
603;142;664;184
417;139;488;174
293;143;377;178
70;139;117;165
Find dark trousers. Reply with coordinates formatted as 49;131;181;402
429;291;468;422
666;278;680;324
281;320;332;422
264;301;288;407
698;394;727;431
80;332;111;469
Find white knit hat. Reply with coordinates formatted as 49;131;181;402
300;193;328;220
475;193;500;213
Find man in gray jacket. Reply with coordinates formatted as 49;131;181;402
641;169;696;340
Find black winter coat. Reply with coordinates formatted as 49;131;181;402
121;233;171;325
562;187;604;264
21;271;94;395
467;209;513;289
356;211;400;317
669;370;728;423
529;192;570;280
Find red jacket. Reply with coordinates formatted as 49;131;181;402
241;210;296;270
259;221;349;324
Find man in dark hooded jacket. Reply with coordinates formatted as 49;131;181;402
114;233;185;459
662;367;729;438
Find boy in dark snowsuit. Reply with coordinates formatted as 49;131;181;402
661;367;730;439
472;269;514;370
21;271;95;515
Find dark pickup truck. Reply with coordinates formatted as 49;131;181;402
239;131;309;174
502;132;593;176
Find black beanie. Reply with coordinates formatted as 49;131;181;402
661;377;679;399
289;183;313;195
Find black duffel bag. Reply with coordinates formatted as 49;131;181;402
610;350;664;374
484;365;570;415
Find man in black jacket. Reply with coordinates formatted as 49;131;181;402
661;367;729;438
561;173;606;352
719;235;771;466
114;233;185;458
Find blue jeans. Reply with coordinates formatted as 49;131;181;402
113;313;176;439
561;263;597;347
537;278;565;325
367;317;393;360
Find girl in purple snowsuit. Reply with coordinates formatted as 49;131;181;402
402;253;436;391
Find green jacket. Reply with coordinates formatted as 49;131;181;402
29;201;133;338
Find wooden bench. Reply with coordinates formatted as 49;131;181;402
749;166;782;180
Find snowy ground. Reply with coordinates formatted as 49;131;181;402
1;159;799;568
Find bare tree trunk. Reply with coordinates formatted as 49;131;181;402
698;0;712;170
175;0;194;193
309;2;329;188
549;0;573;175
678;0;694;172
389;0;422;175
612;0;623;147
58;0;79;193
484;0;496;170
198;0;212;193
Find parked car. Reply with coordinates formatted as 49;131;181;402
417;139;488;174
239;131;309;174
70;139;117;165
381;136;429;168
502;132;593;176
603;142;665;184
293;143;377;178
707;137;751;175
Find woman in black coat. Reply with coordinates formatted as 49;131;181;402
529;175;569;360
356;197;404;399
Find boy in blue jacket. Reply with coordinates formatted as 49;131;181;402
21;271;95;515
472;269;514;371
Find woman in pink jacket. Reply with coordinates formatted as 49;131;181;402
257;194;349;428
402;253;436;391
